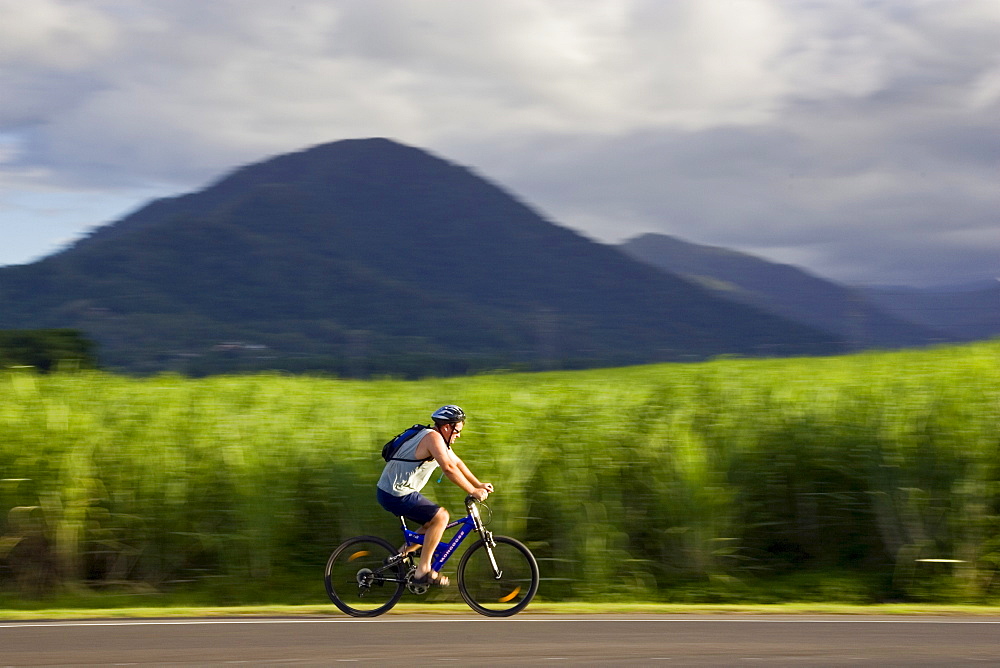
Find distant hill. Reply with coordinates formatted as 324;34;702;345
860;281;1000;342
620;233;948;350
0;139;840;376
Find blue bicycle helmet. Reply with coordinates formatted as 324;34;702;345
431;405;466;424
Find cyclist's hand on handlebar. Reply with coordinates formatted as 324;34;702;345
470;488;489;502
479;482;494;493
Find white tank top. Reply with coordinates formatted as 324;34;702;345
376;427;440;497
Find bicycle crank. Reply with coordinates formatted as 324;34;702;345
405;567;430;595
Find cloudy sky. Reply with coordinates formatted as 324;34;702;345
2;0;998;286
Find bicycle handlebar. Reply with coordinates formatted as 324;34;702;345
465;492;488;506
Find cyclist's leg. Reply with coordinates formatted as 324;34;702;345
378;489;444;571
414;507;449;581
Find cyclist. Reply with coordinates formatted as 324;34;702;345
376;405;492;586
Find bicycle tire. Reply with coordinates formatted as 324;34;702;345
457;535;539;617
325;535;405;617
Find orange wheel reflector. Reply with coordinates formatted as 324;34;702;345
498;586;521;603
348;550;371;562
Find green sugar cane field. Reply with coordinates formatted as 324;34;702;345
2;340;1000;611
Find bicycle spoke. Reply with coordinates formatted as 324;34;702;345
325;536;405;617
458;536;538;617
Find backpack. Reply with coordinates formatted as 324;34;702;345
380;424;432;462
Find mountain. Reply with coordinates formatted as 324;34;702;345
619;233;949;350
0;138;841;376
860;281;1000;342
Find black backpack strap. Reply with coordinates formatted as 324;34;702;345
387;424;434;462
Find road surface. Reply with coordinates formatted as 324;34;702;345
2;614;999;666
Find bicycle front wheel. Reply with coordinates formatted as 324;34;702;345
324;536;405;617
457;536;539;617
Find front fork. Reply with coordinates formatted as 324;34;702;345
467;497;502;580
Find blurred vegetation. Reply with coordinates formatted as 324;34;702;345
0;329;97;372
1;340;999;606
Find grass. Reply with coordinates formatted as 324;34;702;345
2;339;1000;604
3;602;1000;621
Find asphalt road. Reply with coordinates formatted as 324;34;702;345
2;615;999;666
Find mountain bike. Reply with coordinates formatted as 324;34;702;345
324;495;538;617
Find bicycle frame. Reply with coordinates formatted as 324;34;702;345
400;498;501;577
326;494;538;617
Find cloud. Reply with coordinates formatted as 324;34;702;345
1;0;999;285
0;0;807;182
0;0;116;67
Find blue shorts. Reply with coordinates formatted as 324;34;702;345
376;488;441;525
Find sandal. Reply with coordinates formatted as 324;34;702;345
411;571;450;587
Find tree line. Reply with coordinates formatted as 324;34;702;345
0;329;97;372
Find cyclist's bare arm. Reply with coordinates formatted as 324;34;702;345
418;431;485;498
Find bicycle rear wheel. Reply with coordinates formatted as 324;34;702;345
457;536;539;617
325;536;405;617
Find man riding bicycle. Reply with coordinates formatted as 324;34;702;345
375;405;492;586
